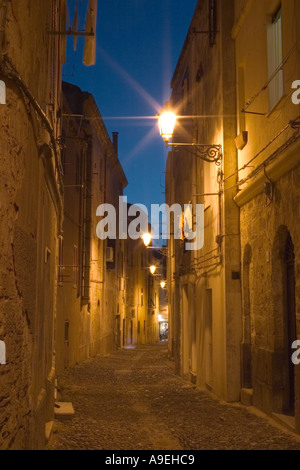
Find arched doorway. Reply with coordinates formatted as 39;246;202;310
284;233;296;414
272;226;296;415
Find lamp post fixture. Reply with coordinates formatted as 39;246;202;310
157;107;222;165
160;280;166;289
149;265;157;275
142;232;152;247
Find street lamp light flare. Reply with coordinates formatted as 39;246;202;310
142;232;152;247
158;110;176;142
149;265;156;274
160;280;166;289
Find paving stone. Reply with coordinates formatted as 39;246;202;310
47;344;300;450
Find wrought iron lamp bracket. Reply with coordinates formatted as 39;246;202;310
167;143;222;165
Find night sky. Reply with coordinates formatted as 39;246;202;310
64;0;197;230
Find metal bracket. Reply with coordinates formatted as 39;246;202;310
48;28;95;37
290;119;300;129
167;143;222;165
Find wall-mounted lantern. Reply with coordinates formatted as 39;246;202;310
157;105;222;165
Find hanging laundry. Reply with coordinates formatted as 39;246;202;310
72;1;78;52
83;0;97;66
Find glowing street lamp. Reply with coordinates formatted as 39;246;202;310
142;232;152;247
149;265;156;275
158;110;177;143
160;280;166;289
157;105;222;164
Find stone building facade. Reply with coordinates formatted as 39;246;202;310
165;0;241;401
166;0;300;434
0;0;66;449
56;82;128;372
125;216;160;346
233;0;300;432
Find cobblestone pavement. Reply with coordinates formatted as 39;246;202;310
48;343;300;450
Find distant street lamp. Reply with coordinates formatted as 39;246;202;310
160;280;166;289
142;232;152;247
149;265;156;274
157;104;222;164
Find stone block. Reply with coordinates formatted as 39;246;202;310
54;402;74;421
45;421;54;443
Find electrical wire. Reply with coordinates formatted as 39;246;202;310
223;118;299;184
242;41;300;113
0;54;64;190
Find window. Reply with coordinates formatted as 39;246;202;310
181;68;190;109
141;288;144;306
267;5;284;110
106;239;116;269
209;0;217;47
64;320;69;342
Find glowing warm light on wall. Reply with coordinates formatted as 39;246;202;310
160;280;166;289
158;111;176;142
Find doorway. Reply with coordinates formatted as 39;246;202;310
241;244;252;389
204;289;213;389
284;233;296;414
182;285;189;375
272;226;296;415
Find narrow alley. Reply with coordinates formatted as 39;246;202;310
2;0;300;451
48;344;300;451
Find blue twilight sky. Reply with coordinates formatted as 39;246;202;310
63;0;197;239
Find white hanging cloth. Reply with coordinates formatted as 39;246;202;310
83;0;97;66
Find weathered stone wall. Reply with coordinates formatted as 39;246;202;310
240;161;300;427
0;88;32;448
125;236;159;346
86;94;127;357
56;83;128;372
234;0;300;431
166;0;241;401
0;0;65;448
